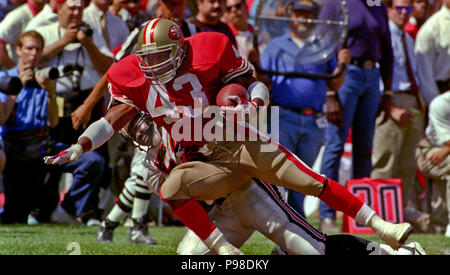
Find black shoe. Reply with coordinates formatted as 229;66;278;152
96;219;119;244
128;217;157;245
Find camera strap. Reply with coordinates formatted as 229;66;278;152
56;25;86;92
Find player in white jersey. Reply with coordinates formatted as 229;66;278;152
126;113;426;255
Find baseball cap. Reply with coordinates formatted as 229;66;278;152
291;0;319;14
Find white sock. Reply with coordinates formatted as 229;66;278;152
131;198;150;219
354;204;376;226
106;205;128;223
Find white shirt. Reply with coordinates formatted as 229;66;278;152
415;5;450;104
25;4;58;31
35;22;113;94
426;91;450;146
0;3;34;64
82;2;130;50
389;20;420;92
234;29;253;60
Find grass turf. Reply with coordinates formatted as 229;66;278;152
0;218;449;255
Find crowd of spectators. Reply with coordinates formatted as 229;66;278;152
0;0;448;241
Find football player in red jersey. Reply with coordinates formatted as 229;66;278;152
122;113;427;255
44;18;414;254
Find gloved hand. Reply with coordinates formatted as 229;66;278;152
43;144;83;164
220;96;259;121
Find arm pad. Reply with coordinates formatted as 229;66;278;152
78;117;115;151
248;81;270;106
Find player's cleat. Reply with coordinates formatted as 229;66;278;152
27;214;39;225
128;218;157;245
96;219;119;244
357;205;413;250
50;205;83;225
398;242;427;255
375;221;414;250
86;218;101;227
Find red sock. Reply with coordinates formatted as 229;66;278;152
169;198;216;240
318;178;364;218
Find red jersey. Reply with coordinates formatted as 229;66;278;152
108;32;252;147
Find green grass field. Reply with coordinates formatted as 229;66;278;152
0;218;449;255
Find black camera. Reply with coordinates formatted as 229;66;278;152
35;67;60;80
69;64;84;93
36;64;83;80
78;22;93;37
0;75;23;95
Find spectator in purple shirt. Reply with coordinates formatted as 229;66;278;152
318;0;394;233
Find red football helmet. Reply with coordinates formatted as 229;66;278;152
137;18;186;84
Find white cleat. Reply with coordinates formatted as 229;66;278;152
398;242;427;255
377;222;414;250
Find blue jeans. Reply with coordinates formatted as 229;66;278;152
278;107;325;217
44;142;105;218
319;65;381;219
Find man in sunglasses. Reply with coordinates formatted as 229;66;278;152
317;0;394;233
260;0;350;232
223;0;251;58
371;0;429;233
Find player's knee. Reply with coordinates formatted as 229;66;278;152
160;170;189;201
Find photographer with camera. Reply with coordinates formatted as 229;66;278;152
31;0;115;225
0;30;105;225
0;0;46;70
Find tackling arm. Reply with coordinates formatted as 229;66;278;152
44;102;138;164
71;73;109;130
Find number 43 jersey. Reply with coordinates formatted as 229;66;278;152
108;32;252;147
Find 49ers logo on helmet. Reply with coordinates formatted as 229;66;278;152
168;25;182;40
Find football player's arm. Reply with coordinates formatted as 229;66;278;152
325;49;350;127
71;73;109;130
44;101;138;164
221;39;269;107
228;72;269;107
